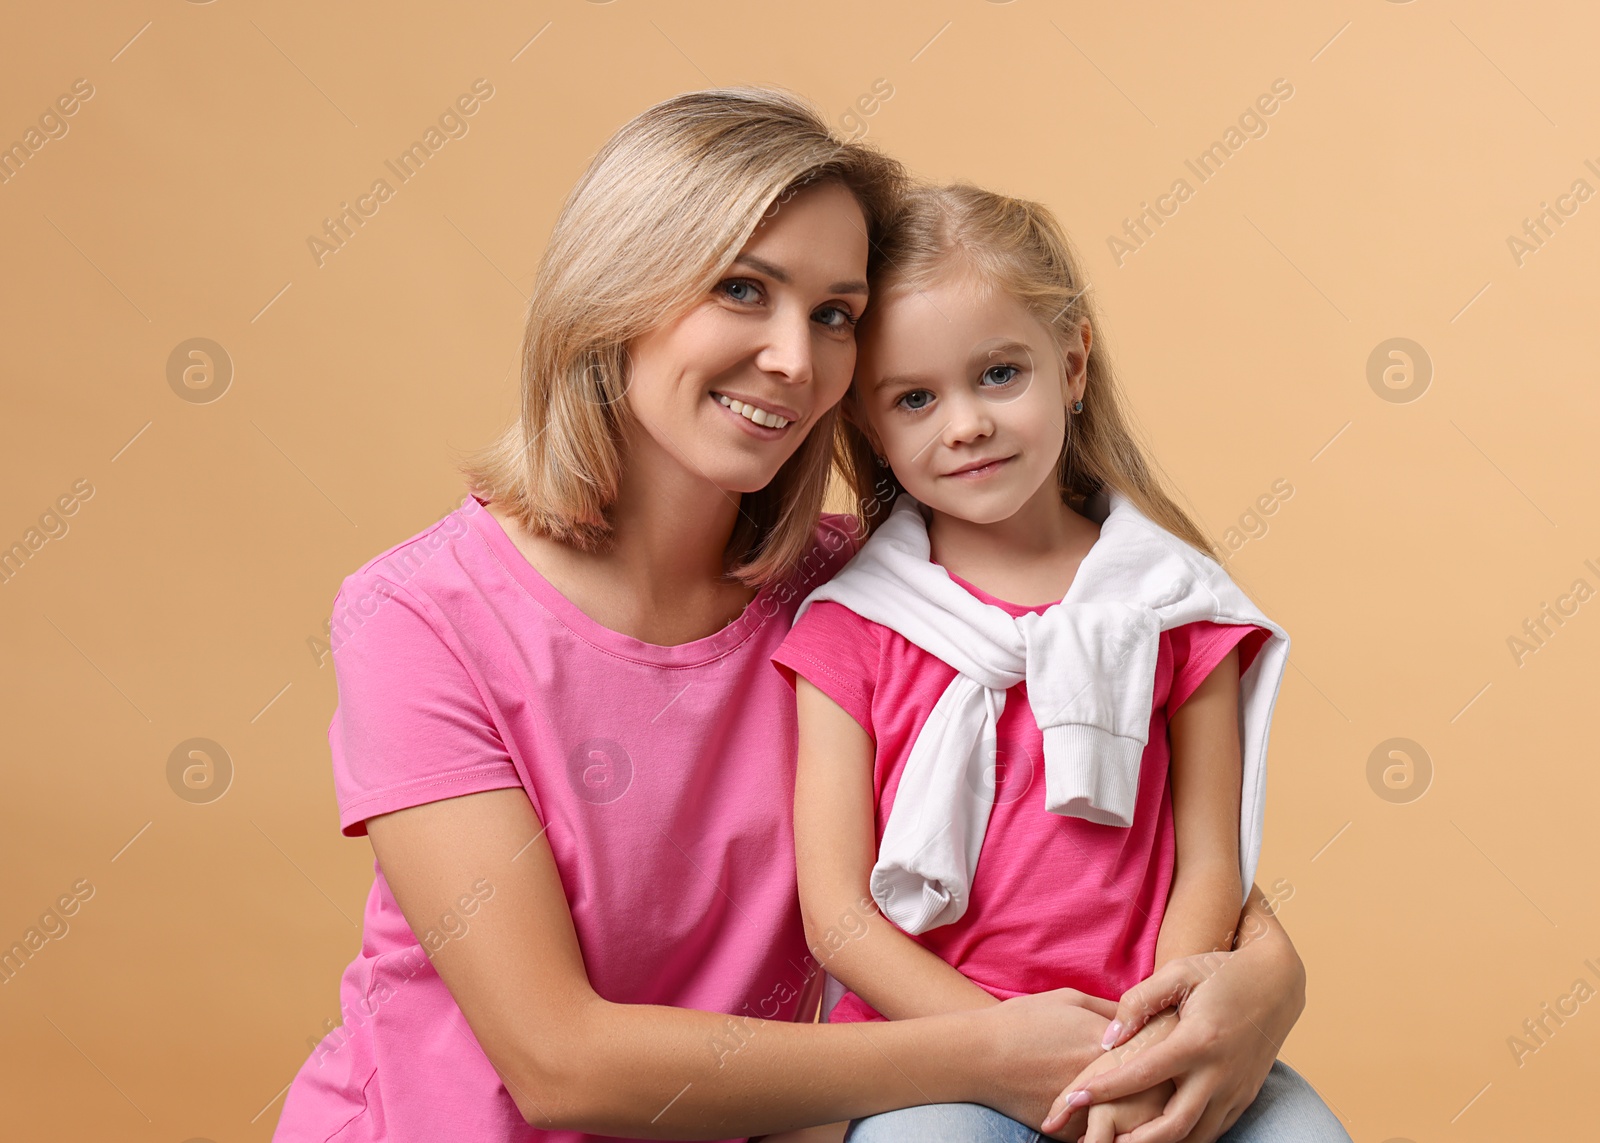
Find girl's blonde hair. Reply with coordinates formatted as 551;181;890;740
458;86;908;587
834;180;1219;561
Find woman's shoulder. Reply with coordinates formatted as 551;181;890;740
778;511;864;596
816;511;865;560
340;498;482;588
326;498;493;649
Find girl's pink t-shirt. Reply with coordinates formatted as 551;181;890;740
272;496;862;1143
771;568;1268;1022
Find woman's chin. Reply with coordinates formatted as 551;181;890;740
719;468;787;496
702;452;800;497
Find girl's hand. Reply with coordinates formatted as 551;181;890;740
1039;928;1306;1143
1081;1079;1175;1143
1055;1008;1180;1143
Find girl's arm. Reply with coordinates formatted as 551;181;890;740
1153;645;1246;969
367;784;1116;1138
792;675;1001;1020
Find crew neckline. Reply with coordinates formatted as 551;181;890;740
463;496;782;667
941;566;1058;617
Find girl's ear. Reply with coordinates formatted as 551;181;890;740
1052;317;1092;402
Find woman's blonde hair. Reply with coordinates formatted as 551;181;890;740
834;180;1219;561
457;86;907;587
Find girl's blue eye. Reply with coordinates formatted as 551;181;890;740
897;390;933;411
981;364;1020;387
721;279;760;303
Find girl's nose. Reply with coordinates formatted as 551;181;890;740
940;389;995;446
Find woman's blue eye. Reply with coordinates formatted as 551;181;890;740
897;390;933;411
720;280;856;332
981;364;1020;387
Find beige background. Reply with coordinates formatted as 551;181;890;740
3;1;1596;1139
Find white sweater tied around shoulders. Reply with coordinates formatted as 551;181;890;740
795;486;1290;936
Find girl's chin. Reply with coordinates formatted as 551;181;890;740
918;490;1031;524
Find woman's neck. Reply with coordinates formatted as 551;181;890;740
926;478;1100;608
490;423;758;646
605;437;747;602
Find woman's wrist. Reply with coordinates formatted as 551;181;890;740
1232;897;1307;1030
870;989;1110;1103
919;1005;995;1105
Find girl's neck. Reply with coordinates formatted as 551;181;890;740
926;478;1100;608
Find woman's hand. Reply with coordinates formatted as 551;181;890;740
957;987;1117;1138
1040;886;1307;1143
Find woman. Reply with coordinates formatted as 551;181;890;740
272;86;1339;1143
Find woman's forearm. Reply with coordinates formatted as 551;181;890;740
522;995;981;1137
372;789;1106;1138
1228;883;1307;1028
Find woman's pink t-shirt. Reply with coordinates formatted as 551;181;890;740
272;496;861;1143
771;568;1268;1022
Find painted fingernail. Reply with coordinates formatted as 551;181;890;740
1064;1089;1091;1111
1100;1020;1122;1049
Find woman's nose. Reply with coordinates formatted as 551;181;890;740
753;309;815;385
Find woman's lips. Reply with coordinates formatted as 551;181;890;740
710;391;794;437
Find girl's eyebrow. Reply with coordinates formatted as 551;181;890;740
873;340;1036;391
732;253;868;296
976;339;1034;361
873;371;925;392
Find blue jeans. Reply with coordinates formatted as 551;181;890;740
842;1059;1350;1142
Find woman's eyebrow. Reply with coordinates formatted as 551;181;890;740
732;253;868;296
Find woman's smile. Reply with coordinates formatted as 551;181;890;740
711;389;797;434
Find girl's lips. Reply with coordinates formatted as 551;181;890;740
944;456;1012;479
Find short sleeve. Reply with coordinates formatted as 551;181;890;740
327;575;523;837
1166;621;1272;715
770;600;883;739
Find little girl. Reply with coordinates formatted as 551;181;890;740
771;182;1291;1142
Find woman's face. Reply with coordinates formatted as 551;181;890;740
624;179;870;494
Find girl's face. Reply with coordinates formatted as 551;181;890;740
853;267;1090;525
623;180;870;495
